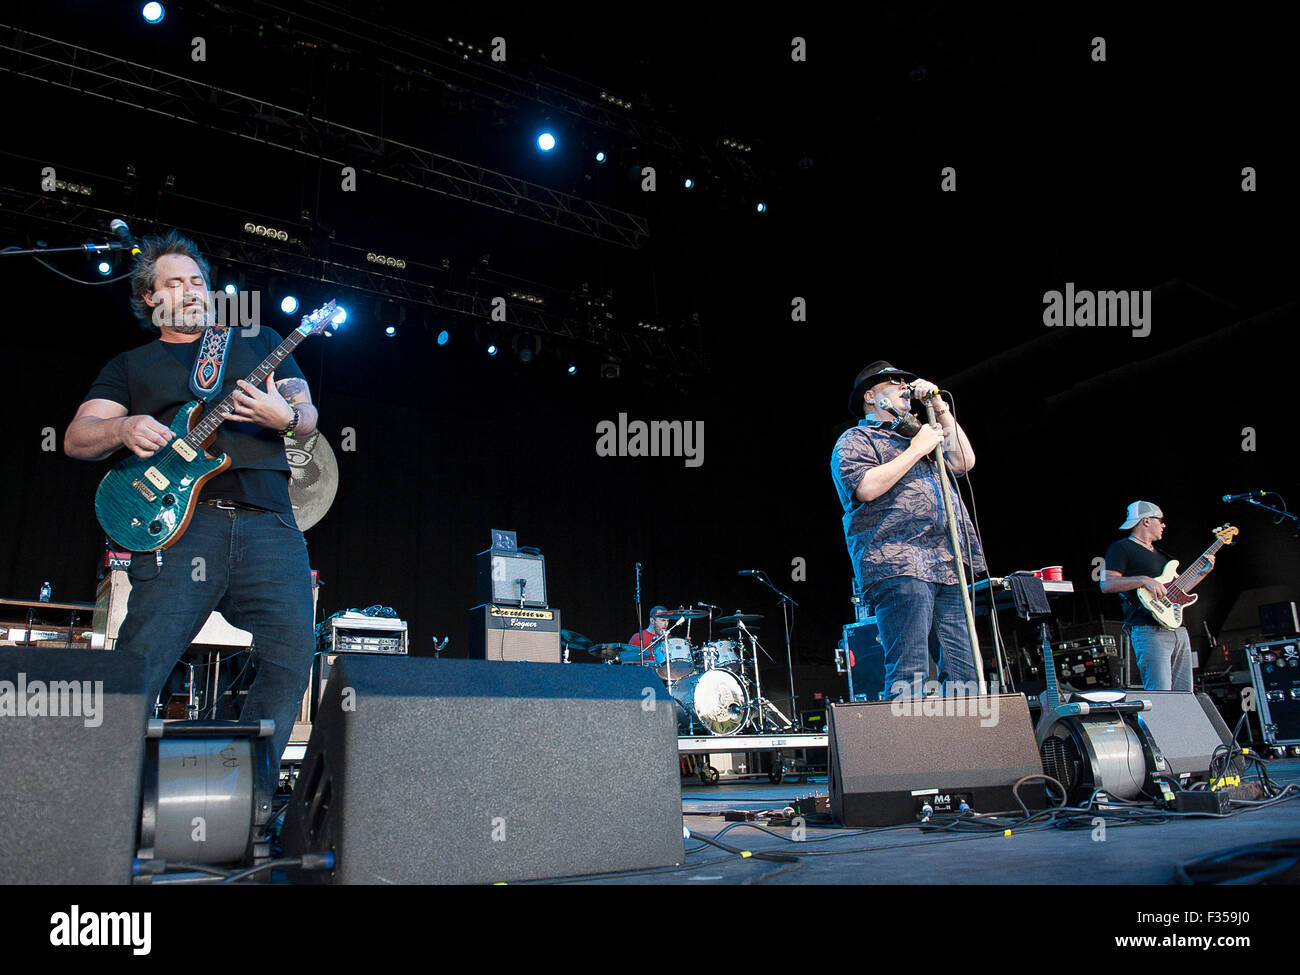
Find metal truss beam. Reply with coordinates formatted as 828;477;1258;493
0;26;650;249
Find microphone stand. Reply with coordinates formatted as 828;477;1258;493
747;572;800;727
633;563;643;648
1238;496;1299;538
920;395;985;689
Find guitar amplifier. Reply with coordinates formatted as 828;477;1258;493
476;550;547;608
1051;636;1118;691
468;605;561;663
1246;640;1300;745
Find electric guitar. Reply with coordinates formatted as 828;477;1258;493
94;301;335;552
1134;524;1237;629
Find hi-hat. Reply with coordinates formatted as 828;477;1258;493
590;643;638;660
560;629;594;652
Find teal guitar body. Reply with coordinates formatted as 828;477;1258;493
92;300;336;552
94;401;229;552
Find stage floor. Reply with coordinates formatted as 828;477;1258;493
525;758;1300;885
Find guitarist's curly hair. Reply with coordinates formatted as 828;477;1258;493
128;229;213;330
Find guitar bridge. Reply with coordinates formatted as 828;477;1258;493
131;479;158;502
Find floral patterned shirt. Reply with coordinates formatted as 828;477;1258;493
831;419;986;593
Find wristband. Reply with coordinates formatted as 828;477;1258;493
281;406;300;438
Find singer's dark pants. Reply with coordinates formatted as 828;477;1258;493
115;503;315;762
870;576;979;699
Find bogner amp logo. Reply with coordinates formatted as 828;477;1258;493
487;607;554;622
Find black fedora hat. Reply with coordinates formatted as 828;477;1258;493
848;361;916;417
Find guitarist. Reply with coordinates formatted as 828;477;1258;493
1101;501;1213;691
64;230;318;762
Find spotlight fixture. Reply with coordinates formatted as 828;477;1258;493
600;359;621;380
52;179;94;197
595;151;607;163
142;2;165;24
598;91;633;110
437;329;450;346
280;296;299;314
683;178;694;190
537;132;556;152
365;252;407;270
486;343;498;356
755;202;767;213
97;261;113;276
566;363;578;376
331;305;348;328
385;326;396;337
223;283;237;295
242;222;290;242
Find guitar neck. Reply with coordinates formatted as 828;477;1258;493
1172;538;1224;595
183;327;308;446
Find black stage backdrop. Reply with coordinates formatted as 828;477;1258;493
1;5;1296;707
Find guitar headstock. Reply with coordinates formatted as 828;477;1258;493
1213;524;1239;545
297;300;338;337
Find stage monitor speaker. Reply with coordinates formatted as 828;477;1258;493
468;604;562;663
477;549;547;608
281;655;684;883
828;694;1045;827
1133;691;1239;783
0;647;148;884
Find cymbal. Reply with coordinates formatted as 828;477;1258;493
560;629;594;652
652;607;709;620
715;613;763;625
590;643;638;660
718;625;759;635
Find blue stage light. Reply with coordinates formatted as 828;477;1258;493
486;343;498;356
567;363;577;375
683;178;694;190
331;305;348;328
97;261;112;275
756;202;767;213
595;151;606;163
223;283;237;295
142;2;165;24
280;296;299;314
385;326;396;336
537;132;556;152
437;329;450;346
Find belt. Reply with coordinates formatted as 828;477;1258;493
200;499;266;512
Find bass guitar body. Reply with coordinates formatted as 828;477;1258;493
94;401;228;552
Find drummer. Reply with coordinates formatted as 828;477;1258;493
628;605;670;666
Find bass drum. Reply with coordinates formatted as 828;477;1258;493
670;669;749;736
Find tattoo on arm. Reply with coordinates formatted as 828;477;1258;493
276;377;310;405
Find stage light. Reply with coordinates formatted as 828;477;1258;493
567;363;577;376
223;283;237;295
331;305;348;328
97;261;112;275
595;151;606;163
142;2;165;24
755;202;767;213
437;329;450;346
537;132;556;152
683;178;694;190
486;343;498;356
280;296;299;314
385;326;396;337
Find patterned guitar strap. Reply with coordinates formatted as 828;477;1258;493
189;323;232;402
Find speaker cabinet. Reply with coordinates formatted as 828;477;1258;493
1131;691;1238;782
476;550;547;608
281;655;684;883
0;648;148;883
467;604;562;663
828;694;1045;827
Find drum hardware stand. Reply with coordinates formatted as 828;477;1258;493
735;617;767;731
742;571;801;728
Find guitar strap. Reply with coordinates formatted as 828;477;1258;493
189;323;233;402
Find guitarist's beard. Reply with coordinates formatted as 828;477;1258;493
153;299;214;334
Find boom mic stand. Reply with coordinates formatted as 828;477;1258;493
919;392;985;689
745;570;800;726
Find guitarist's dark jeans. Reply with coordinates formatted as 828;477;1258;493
116;503;315;762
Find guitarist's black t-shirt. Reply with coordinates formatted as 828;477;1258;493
1104;538;1172;627
84;331;306;518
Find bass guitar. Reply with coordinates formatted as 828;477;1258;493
94;301;335;552
1135;523;1237;629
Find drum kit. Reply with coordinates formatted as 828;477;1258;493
562;606;794;737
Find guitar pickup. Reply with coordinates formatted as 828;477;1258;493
143;467;169;491
131;479;158;502
171;439;197;462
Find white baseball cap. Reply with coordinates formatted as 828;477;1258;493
1120;500;1164;530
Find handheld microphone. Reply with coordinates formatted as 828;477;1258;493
109;219;141;255
1222;491;1266;502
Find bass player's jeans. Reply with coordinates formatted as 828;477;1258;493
116;503;315;761
1127;624;1193;692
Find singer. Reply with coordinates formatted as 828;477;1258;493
831;360;984;699
63;229;317;762
1101;501;1213;691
